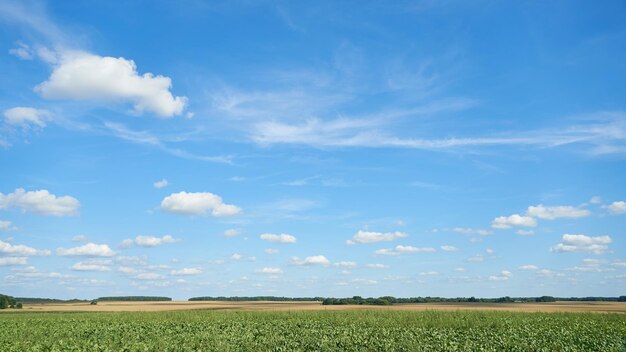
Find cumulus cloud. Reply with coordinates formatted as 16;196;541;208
56;243;115;257
333;261;357;268
366;263;388;269
72;235;88;242
0;240;50;256
451;227;491;236
604;201;626;215
256;267;282;274
516;230;535;236
160;191;241;216
3;107;50;128
223;228;240;238
291;255;330;266
375;245;436;255
491;214;537;229
527;205;591;220
0;257;27;266
0;188;79;216
0;220;14;230
153;179;169;189
231;253;242;260
259;233;296;244
171;268;202;275
9;42;33;60
346;230;407;245
134;273;164;280
121;235;177;248
519;265;539;270
488;270;512;281
440;245;459;251
71;259;111;271
35;51;187;118
551;234;612;255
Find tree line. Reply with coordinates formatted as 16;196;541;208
96;296;172;302
0;294;22;309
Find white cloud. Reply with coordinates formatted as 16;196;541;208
35;51;187;118
516;230;535;236
519;265;539;271
491;214;537;229
418;271;439;276
256;267;282;274
171;268;202;275
451;227;491;236
56;243;115;257
264;248;279;255
121;235;177;248
376;245;436;255
527;205;591;220
346;230;407;245
0;188;79;216
551;234;612;255
231;253;242;260
488;270;512;281
3;107;50;128
604;201;626;215
134;273;164;280
485;248;495;255
611;261;626;268
589;196;602;204
9;42;33;60
454;267;466;272
395;245;435;253
71;259;111;271
291;255;330;266
440;245;459;251
0;240;50;256
0;257;27;266
160;191;241;216
466;254;484;263
153;179;169;189
224;228;240;237
333;261;357;268
259;233;297;244
72;234;87;242
366;263;388;269
0;220;14;230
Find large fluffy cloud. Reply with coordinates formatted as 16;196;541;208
35;51;187;118
259;233;297;244
290;255;330;266
171;268;202;275
56;243;115;257
160;191;241;216
527;205;591;220
491;214;537;229
0;188;79;216
3;107;50;128
0;257;28;266
346;230;407;245
551;234;612;254
0;240;50;256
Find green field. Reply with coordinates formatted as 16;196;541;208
1;310;624;351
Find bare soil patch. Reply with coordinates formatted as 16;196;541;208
12;300;626;313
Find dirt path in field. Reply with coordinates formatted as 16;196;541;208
11;301;626;313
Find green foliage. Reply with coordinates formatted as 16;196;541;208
97;296;172;301
14;297;88;304
0;310;624;351
189;296;323;302
0;294;17;309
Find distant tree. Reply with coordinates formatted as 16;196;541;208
0;296;8;309
90;300;98;305
16;302;22;309
619;296;626;302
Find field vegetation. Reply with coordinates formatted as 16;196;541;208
0;309;624;351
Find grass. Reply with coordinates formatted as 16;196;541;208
0;309;624;351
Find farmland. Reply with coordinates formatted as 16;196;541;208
0;308;624;351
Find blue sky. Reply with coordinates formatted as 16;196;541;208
0;0;625;300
